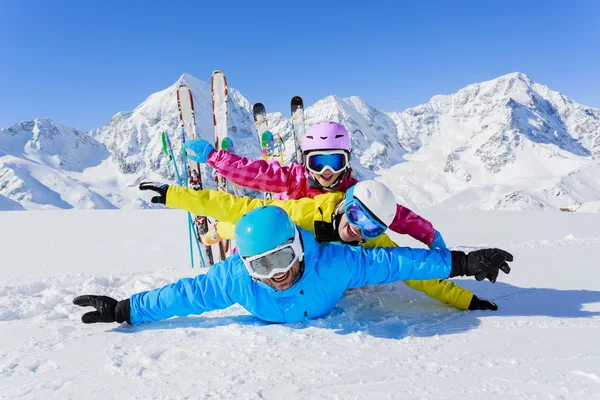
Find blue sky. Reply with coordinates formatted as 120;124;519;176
1;0;598;131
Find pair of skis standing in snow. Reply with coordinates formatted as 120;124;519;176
172;73;301;268
74;90;514;327
172;71;233;268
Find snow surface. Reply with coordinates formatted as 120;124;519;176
1;208;600;399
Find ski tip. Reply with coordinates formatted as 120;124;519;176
212;70;227;86
177;85;192;102
253;103;266;115
221;137;235;152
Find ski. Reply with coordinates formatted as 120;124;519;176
177;84;215;266
253;103;269;158
212;71;228;193
290;96;305;164
253;103;274;199
261;130;275;161
211;70;231;261
220;136;241;197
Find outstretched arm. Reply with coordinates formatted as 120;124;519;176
208;150;307;195
183;137;308;195
324;243;512;290
73;260;237;326
165;185;269;225
128;261;236;325
363;234;473;310
140;182;325;233
323;244;453;290
162;185;321;233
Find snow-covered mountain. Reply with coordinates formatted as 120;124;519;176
0;193;24;210
88;73;406;184
0;119;116;209
90;74;259;180
0;72;598;211
380;72;600;211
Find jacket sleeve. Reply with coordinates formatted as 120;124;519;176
207;150;307;194
128;261;236;326
166;186;319;234
166;186;268;224
388;204;436;246
362;235;472;310
323;243;452;290
403;280;473;310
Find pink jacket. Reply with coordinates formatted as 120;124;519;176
207;150;436;245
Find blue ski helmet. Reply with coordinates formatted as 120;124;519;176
235;206;297;257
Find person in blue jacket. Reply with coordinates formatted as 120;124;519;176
73;206;513;326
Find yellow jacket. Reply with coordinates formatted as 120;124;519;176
166;186;473;310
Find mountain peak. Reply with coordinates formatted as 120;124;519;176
2;118;71;138
176;73;208;89
500;71;533;83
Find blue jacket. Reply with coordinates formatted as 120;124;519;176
130;228;452;325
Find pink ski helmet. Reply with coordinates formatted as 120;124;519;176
302;121;352;153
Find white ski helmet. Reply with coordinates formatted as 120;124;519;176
349;180;397;227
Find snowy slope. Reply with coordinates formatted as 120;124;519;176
0;119;116;209
1;72;599;211
1;209;600;399
0;193;24;210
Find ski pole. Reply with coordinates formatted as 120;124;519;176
163;131;205;268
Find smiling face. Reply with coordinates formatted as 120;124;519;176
336;213;366;243
258;259;302;291
311;170;343;188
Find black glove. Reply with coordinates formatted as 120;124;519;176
450;248;512;283
468;295;498;311
139;182;169;204
73;295;131;324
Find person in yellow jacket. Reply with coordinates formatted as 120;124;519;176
139;181;498;312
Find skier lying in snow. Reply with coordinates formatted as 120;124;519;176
74;206;513;326
140;179;497;311
184;120;447;249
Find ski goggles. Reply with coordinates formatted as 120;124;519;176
241;228;304;279
305;150;349;175
343;186;387;239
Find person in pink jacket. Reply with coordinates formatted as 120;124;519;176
184;121;446;249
